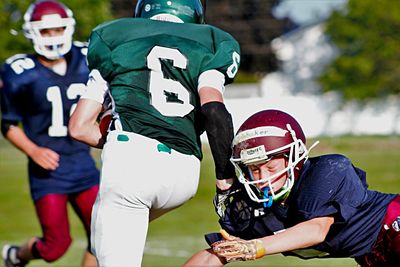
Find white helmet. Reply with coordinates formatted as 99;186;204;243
22;0;75;60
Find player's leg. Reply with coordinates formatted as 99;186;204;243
91;195;149;267
33;194;72;262
91;131;200;267
3;194;71;266
81;251;98;267
387;196;400;265
148;148;200;221
69;185;99;267
2;238;34;267
392;233;400;262
356;195;400;266
91;132;151;267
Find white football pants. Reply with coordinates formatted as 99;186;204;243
91;131;200;267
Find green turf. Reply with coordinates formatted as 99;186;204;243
1;135;399;266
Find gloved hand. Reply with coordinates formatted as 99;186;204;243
211;229;265;262
213;180;240;218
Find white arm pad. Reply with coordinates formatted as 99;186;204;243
81;69;109;104
198;69;225;94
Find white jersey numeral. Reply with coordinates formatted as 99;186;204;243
147;46;194;117
10;58;35;75
227;51;240;79
46;84;86;137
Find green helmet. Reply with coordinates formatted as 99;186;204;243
135;0;204;24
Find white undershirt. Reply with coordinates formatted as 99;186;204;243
50;60;67;76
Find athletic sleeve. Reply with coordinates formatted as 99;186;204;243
0;63;25;123
80;69;109;104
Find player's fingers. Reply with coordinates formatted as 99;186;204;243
220;229;236;240
44;148;60;161
45;158;59;170
212;241;240;254
43;150;60;170
34;150;58;170
35;159;56;170
39;158;59;170
218;248;242;257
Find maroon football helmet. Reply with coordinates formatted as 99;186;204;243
22;0;75;60
231;109;318;204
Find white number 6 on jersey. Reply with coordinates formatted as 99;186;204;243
147;46;194;117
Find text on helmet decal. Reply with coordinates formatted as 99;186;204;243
150;14;184;23
233;126;288;145
240;145;268;163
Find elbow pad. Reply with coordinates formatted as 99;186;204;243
201;102;236;180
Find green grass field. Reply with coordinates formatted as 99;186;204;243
1;135;399;266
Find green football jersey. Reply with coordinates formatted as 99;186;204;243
87;18;240;159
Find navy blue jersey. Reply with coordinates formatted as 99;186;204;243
0;43;99;201
219;154;397;259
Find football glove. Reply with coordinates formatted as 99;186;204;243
211;229;265;262
213;181;240;218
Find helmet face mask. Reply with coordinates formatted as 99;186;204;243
135;0;204;24
231;110;316;206
23;0;75;60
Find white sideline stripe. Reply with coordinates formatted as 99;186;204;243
72;237;199;258
144;237;201;258
144;247;191;258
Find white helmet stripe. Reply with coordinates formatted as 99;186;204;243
232;126;288;145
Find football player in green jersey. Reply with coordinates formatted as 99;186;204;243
69;0;240;266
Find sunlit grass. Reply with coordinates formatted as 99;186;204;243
0;135;398;266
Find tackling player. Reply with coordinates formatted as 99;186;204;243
1;1;99;266
184;109;400;267
68;0;239;266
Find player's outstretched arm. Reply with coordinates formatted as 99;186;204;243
210;216;334;264
257;216;334;255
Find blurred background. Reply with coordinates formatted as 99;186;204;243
1;0;400;266
2;0;400;136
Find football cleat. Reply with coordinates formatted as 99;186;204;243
2;245;27;267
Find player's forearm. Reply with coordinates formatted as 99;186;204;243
5;126;40;157
69;99;104;148
69;122;105;148
183;248;225;267
260;216;334;255
200;98;235;181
